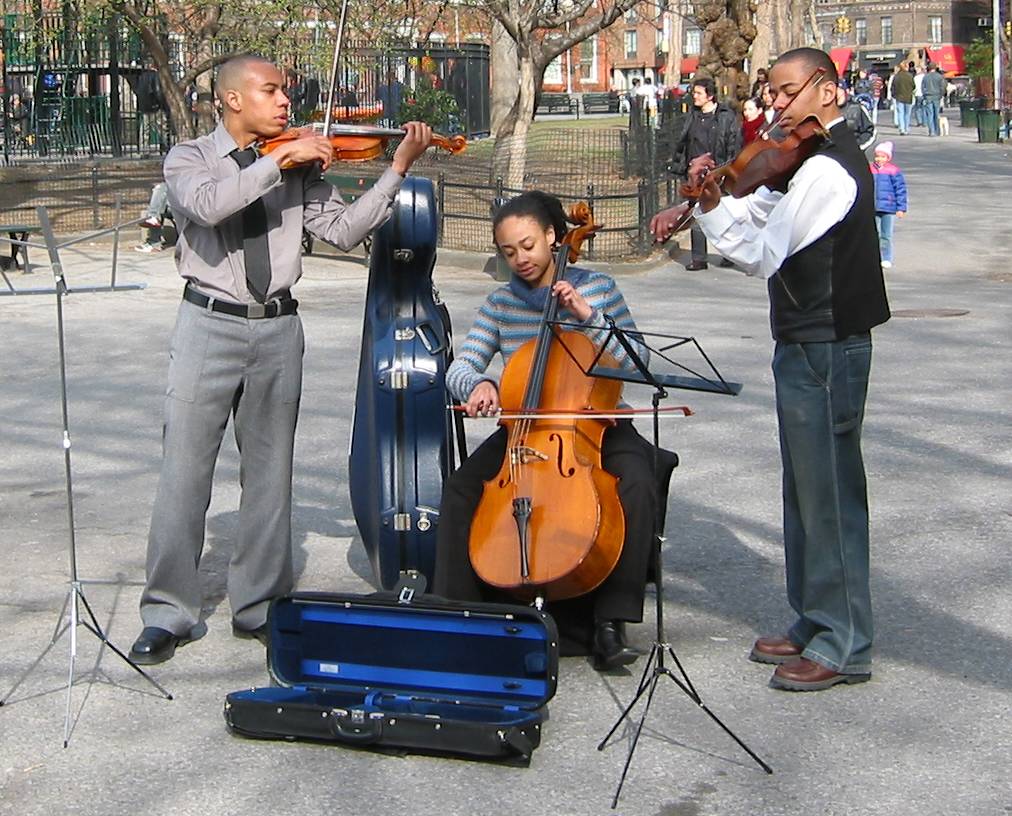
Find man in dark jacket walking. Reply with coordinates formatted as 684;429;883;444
671;77;741;270
921;63;945;136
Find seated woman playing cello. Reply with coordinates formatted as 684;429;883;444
433;191;659;671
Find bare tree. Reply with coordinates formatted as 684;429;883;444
481;0;641;187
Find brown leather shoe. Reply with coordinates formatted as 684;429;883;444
770;658;871;691
749;636;803;665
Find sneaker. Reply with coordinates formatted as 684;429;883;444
133;243;163;253
139;216;162;229
881;260;892;269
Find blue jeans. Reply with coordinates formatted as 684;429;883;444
875;213;895;263
893;101;911;134
773;334;874;674
923;98;941;135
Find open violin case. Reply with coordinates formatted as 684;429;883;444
224;590;558;764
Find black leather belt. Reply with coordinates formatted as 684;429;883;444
183;285;298;319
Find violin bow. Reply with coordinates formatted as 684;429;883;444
757;65;827;140
322;0;351;137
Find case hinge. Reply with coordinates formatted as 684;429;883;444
390;371;409;390
394;327;416;341
393;513;411;531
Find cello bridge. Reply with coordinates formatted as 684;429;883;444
511;446;549;465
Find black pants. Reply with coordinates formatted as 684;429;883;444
433;420;657;627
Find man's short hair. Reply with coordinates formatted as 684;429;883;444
215;54;274;103
693;77;717;100
776;47;839;86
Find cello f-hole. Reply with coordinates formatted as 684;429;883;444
549;433;576;478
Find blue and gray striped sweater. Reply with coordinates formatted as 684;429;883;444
445;268;649;402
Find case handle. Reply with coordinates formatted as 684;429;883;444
331;715;383;744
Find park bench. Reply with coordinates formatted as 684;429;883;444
535;93;578;116
581;92;620;114
0;224;36;292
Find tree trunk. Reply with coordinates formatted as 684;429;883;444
696;0;755;102
788;0;807;49
491;50;540;190
664;8;684;88
772;0;790;56
490;19;519;134
750;0;772;83
193;38;216;134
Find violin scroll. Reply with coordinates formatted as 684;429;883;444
559;202;603;263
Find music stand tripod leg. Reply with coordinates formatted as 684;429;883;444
591;323;772;807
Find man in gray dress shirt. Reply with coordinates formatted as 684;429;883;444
129;55;432;664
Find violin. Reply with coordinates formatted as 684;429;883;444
664;68;829;235
258;124;467;168
468;204;626;602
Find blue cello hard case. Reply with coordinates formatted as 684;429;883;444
349;175;458;590
223;592;558;764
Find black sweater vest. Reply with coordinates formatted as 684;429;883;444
768;121;891;343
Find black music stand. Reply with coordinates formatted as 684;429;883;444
546;317;771;808
0;207;171;747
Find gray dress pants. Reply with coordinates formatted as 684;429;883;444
140;299;304;635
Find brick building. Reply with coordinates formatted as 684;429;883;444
816;0;994;75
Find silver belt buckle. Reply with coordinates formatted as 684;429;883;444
247;303;266;319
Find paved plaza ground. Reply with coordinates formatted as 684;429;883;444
1;121;1009;816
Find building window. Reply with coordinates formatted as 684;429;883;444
684;27;702;55
929;15;943;43
881;16;892;44
625;29;638;59
580;35;598;81
544;55;562;85
625;8;637;23
855;18;867;45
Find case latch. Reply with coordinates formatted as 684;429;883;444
394;570;428;604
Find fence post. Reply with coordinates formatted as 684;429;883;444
637;179;647;255
91;166;100;229
586;182;596;261
437;173;445;244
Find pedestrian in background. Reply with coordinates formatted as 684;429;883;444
921;64;945;137
838;86;876;151
870;141;907;269
891;63;915;135
670;76;741;270
741;96;766;145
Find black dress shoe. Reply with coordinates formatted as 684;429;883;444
128;627;190;666
593;621;639;671
232;622;269;646
684;261;708;271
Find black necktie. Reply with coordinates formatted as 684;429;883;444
229;147;272;303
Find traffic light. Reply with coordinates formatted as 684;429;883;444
835;16;852;35
1005;19;1011;37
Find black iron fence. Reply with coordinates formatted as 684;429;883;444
1;120;685;259
0;11;491;164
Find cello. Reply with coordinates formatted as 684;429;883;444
467;205;626;602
